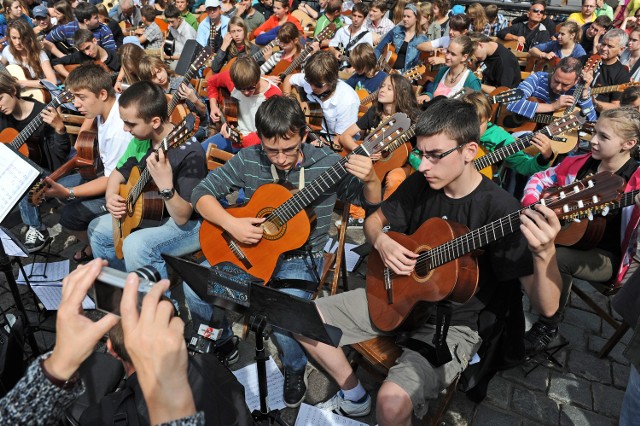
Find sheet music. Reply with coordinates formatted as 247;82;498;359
324;239;362;272
295;403;369;426
0;144;40;223
232;356;286;412
0;229;28;257
31;285;95;311
17;260;69;284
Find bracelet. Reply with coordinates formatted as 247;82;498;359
40;357;80;390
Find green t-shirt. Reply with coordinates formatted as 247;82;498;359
182;11;199;31
314;15;344;37
116;137;151;169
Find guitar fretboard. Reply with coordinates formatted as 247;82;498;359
474;126;554;170
11;96;65;151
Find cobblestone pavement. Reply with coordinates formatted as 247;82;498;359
0;203;630;425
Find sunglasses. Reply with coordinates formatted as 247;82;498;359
530;8;544;13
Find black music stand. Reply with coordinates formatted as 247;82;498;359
163;255;342;426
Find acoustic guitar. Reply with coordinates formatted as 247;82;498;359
270;23;337;80
167;46;213;123
357;65;426;116
28;124;100;206
474;112;585;178
113;114;199;259
199;113;413;282
0;89;74;165
0;63;49;103
366;172;626;332
376;43;397;73
217;88;244;147
221;39;279;73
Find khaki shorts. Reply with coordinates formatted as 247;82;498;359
316;288;482;418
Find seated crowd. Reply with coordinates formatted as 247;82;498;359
3;0;640;424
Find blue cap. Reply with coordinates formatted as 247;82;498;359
123;36;143;48
451;5;465;15
33;5;49;18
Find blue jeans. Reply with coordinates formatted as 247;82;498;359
19;196;41;229
201;133;242;154
87;214;202;279
183;254;324;373
621;365;640;425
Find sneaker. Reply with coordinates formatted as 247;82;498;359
225;347;239;366
524;321;559;356
283;369;308;408
346;217;365;228
316;391;372;417
24;227;49;253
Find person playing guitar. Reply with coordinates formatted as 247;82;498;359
259;22;305;85
521;107;640;356
51;29;121;79
0;72;70;252
210;16;261;73
328;3;373;70
205;56;281;153
41;64;132;263
294;99;563;424
468;32;521;95
344;43;388;96
185;95;382;409
88;81;207;281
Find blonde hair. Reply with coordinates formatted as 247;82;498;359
600;107;640;150
467;3;488;33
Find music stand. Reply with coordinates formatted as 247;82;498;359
163;254;342;426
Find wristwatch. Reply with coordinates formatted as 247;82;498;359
159;188;176;200
67;187;76;201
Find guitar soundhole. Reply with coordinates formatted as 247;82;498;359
257;207;285;240
412;249;433;283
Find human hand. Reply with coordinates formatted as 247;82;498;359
120;275;196;425
345;154;376;183
209;104;222;123
373;233;417;275
553;94;575;110
519;203;560;257
266;75;281;85
545;52;557;60
517;36;526;46
220;122;230;139
106;192;127;219
41;106;65;134
227;216;266;244
43;177;72;199
44;259;119;381
530;133;554;161
114;80;123;93
178;82;197;104
221;32;233;50
146;148;174;190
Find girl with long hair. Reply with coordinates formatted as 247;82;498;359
114;43;146;93
529;20;587;62
1;19;56;88
621;28;640;81
52;0;75;25
375;3;428;73
467;3;491;36
427;0;450;39
260;22;303;84
211;16;260;73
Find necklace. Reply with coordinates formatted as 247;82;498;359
447;67;465;84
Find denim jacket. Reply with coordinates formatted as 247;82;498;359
375;24;429;72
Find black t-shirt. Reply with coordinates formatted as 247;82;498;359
118;139;207;208
594;60;631;103
356;107;381;132
51;49;121;73
482;43;521;89
0;100;70;170
580;23;595;56
575;157;639;258
380;173;534;329
497;21;551;52
394;41;408;70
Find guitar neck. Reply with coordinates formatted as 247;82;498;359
474;130;540;170
360;89;378;106
613;189;640;211
253;39;278;62
591;84;628;95
281;44;313;78
11;97;62;151
383;125;415;153
168;67;200;115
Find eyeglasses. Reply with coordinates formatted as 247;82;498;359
262;143;300;157
530;8;544;13
412;142;468;162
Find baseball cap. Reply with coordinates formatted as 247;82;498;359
33;5;49;18
205;0;221;8
451;5;465;15
123;36;143;48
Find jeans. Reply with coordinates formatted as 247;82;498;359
201;133;242;154
57;174;108;231
19;196;41;229
87;213;202;279
620;365;640;426
182;253;324;373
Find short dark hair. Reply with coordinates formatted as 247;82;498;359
74;2;98;22
255;96;307;141
593;15;612;28
73;28;94;46
555;56;583;77
326;0;342;14
370;0;387;12
415;99;480;146
66;63;115;97
119;81;168;122
621;86;640;106
303;50;338;88
449;14;471;32
230;57;260;89
108;323;131;364
141;4;157;22
352;2;368;16
164;3;180;19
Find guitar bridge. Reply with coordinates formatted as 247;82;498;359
222;231;253;270
384;267;393;304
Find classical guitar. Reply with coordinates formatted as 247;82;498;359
199;113;412;282
474;112;585;178
217;88;243;147
1;63;49;103
221;39;279;73
113;114;199;259
376;43;397;73
525;55;560;73
271;23;337;80
555;187;640;249
28;125;100;206
167;46;213;121
0;89;74;165
366;172;626;332
357;65;426;116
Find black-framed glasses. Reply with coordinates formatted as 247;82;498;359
412;142;468;162
530;8;544;13
261;143;301;157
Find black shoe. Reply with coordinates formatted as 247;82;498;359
24;227;49;253
524;321;559;356
283;369;307;408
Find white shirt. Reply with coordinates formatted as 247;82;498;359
329;25;373;51
96;96;132;176
232;77;278;134
289;74;359;135
1;49;49;79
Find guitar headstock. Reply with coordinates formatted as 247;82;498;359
193;46;214;70
584;54;602;74
620;81;640;91
491;88;524;104
404;65;426;82
361;113;412;155
161;114;199;151
540;172;625;223
53;90;74;108
316;23;337;42
544;111;585;136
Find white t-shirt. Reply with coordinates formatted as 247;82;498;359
1;49;49;79
329;25;373;51
96;96;132;176
232;77;278;134
289;74;359;135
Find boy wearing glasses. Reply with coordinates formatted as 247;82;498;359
283;50;359;145
204;56;281;153
497;0;550;52
295;99;563;424
186;95;381;408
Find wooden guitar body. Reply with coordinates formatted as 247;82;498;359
165;94;189;125
366;218;479;332
199;183;312;282
270;55;297;77
374;142;411;180
555;217;606;249
0;128;29;158
3;64;50;103
114;166;165;259
475;144;492;179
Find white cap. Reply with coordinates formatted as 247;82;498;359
205;0;221;8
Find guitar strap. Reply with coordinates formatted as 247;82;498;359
270;164;305;190
396;302;453;367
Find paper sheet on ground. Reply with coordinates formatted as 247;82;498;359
294;403;369;426
17;260;69;284
232;356;286;412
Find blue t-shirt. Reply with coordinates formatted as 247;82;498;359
534;40;587;60
346;71;388;94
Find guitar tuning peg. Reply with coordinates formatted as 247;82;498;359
573;217;581;223
577;200;584;208
602;206;610;216
588;179;594;188
592;195;599;203
560;191;566;199
563;204;570;213
539;199;547;206
588;211;593;221
573;185;580;193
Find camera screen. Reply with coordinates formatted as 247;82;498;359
93;280;124;317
